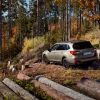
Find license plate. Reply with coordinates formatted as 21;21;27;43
83;52;92;56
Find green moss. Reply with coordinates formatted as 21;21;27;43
14;79;54;100
63;80;76;86
3;95;15;100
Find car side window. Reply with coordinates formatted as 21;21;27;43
65;44;70;50
51;44;59;51
56;44;70;50
56;45;65;50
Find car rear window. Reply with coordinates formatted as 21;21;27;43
73;41;93;50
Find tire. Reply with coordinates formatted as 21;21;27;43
42;55;50;64
62;58;69;68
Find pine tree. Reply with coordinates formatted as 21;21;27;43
16;0;28;44
0;0;2;44
8;0;12;38
0;0;2;60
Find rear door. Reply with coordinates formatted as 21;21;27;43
54;44;70;62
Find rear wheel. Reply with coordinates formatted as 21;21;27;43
42;55;50;64
62;58;69;68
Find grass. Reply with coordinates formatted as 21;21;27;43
3;95;15;100
63;80;76;86
22;36;45;54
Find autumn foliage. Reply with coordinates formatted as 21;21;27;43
78;0;100;21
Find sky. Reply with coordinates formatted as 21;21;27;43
26;0;29;5
26;0;29;10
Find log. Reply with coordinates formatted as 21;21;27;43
17;72;31;80
77;77;100;100
17;72;73;100
0;82;22;100
31;80;74;100
35;76;94;100
3;78;38;100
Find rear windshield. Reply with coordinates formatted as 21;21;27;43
73;41;93;50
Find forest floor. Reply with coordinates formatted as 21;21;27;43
22;63;100;85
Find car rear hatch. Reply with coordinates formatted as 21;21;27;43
72;41;96;58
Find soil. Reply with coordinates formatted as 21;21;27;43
22;63;100;85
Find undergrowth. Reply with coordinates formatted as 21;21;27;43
14;79;54;100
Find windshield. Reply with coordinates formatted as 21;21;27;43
73;41;94;50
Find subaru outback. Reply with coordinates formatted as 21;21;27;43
42;40;97;67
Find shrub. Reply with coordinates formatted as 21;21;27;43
22;36;45;54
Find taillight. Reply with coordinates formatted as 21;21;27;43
70;51;77;55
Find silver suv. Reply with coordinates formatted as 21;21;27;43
42;40;97;67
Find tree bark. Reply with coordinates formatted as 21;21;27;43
77;77;100;100
37;0;39;35
8;0;12;38
65;0;69;41
35;76;94;100
8;0;12;59
69;0;71;41
0;0;2;60
79;10;82;34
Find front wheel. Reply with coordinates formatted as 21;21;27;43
62;58;69;68
42;55;50;64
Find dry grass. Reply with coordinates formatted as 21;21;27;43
23;63;100;85
80;28;99;45
22;36;45;54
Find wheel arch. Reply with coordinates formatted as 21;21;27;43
62;56;66;62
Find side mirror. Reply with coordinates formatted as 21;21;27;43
48;48;51;52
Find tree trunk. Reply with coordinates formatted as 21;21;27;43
8;0;12;38
37;0;39;35
79;10;82;34
65;0;69;41
69;0;71;41
8;0;12;59
35;76;94;100
63;7;66;41
77;15;79;34
98;0;100;49
0;0;2;60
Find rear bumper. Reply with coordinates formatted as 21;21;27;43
75;56;97;64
